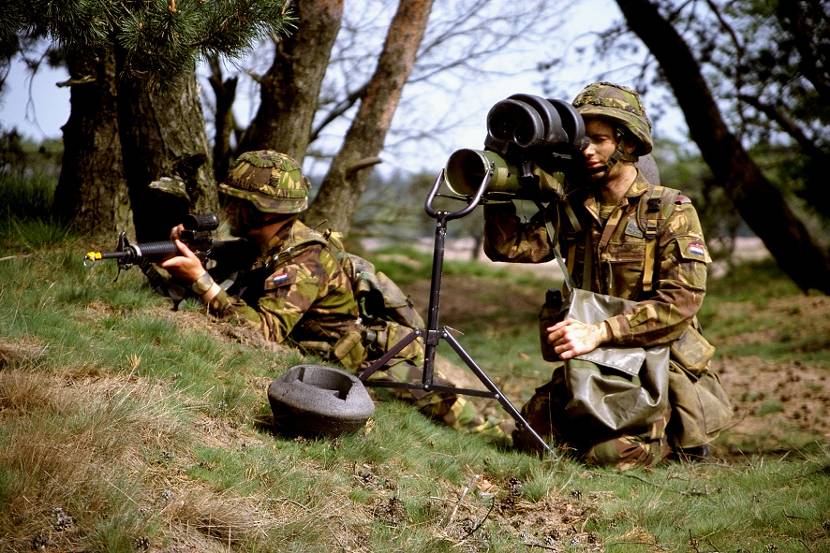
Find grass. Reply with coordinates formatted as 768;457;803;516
1;213;828;551
698;258;830;366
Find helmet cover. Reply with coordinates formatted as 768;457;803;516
572;81;653;156
219;150;309;214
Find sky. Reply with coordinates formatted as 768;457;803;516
0;0;688;176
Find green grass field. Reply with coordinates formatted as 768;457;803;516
1;215;828;552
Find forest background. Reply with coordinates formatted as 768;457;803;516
1;0;829;551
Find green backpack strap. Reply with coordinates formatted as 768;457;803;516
263;223;335;274
340;252;425;329
637;185;680;293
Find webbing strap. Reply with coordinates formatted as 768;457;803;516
566;240;577;278
563;200;582;233
538;202;575;293
582;229;593;290
642;239;657;292
641;186;664;293
598;207;623;251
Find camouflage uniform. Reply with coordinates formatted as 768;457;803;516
484;83;729;467
206;217;369;369
204;151;481;429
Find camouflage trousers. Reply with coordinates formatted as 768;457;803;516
513;367;670;469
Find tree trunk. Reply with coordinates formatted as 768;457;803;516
616;0;830;294
305;0;434;235
239;0;344;160
115;53;218;242
53;47;130;236
207;55;239;184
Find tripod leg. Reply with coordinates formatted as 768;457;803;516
443;329;554;455
358;329;420;381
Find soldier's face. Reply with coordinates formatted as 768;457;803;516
581;118;618;181
225;199;255;237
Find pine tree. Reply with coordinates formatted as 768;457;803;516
3;0;294;238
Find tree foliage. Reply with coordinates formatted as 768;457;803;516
2;0;293;82
3;0;295;239
538;0;830;293
208;0;568;236
662;0;829;218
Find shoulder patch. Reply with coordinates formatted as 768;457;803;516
674;194;692;205
270;270;291;286
676;236;712;263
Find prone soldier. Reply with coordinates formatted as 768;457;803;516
160;150;487;431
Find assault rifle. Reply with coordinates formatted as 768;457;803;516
84;212;243;279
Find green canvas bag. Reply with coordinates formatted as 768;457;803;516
540;287;670;435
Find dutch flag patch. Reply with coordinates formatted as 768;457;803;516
688;242;706;257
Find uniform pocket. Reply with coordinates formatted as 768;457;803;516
605;241;645;262
604;242;646;296
670;326;716;376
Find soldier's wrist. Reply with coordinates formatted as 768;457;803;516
597;321;612;344
201;282;222;303
191;272;215;295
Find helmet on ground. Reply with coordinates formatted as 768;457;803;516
219;150;309;214
572;82;652;156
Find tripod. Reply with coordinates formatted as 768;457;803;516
358;170;553;454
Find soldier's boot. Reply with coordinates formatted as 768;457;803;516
673;444;711;461
511;376;566;453
583;411;672;470
434;396;506;439
583;434;671;470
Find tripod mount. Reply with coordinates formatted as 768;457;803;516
358;169;553;454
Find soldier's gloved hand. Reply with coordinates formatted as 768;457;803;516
546;318;610;359
160;239;205;285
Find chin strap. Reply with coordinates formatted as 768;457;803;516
587;146;638;177
603;129;640;173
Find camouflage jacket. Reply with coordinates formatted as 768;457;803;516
206;219;366;369
483;173;712;348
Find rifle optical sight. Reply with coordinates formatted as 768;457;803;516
183;212;220;232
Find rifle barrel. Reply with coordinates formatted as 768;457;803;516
84;238;245;266
84;240;179;264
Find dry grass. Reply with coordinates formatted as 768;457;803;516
0;368;381;552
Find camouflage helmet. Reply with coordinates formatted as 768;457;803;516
149;176;191;205
219;151;309;214
572;82;653;156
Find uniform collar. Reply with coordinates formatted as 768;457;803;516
582;169;649;222
261;217;303;256
624;171;650;199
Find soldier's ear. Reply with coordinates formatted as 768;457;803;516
615;127;638;156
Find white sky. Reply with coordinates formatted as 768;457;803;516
0;0;688;176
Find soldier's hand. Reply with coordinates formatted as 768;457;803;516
546;318;609;359
160;239;205;284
